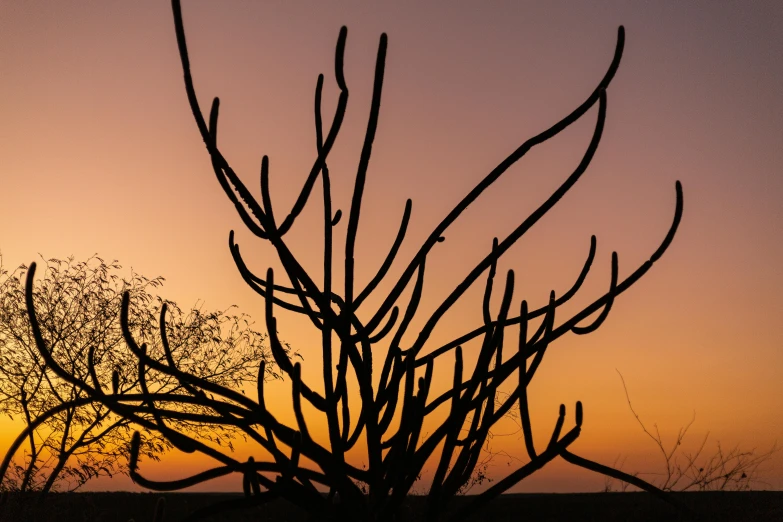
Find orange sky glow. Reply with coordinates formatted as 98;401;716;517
1;1;781;494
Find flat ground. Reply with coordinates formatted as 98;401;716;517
0;491;781;522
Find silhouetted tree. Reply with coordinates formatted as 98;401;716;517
4;2;694;520
0;256;281;493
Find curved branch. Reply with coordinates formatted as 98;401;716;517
363;28;625;337
354;199;413;310
571;251;618;334
406;90;609;358
559;450;700;520
417;180;682;369
277;26;350;236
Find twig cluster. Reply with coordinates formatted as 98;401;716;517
603;372;777;493
0;256;278;495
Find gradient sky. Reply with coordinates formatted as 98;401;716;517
1;1;781;493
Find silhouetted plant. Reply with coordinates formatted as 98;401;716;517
602;372;777;493
7;1;694;520
0;256;282;493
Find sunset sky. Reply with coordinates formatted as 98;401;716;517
1;1;781;494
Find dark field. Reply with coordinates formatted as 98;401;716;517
1;491;781;522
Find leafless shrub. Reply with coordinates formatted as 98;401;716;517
603;371;777;493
